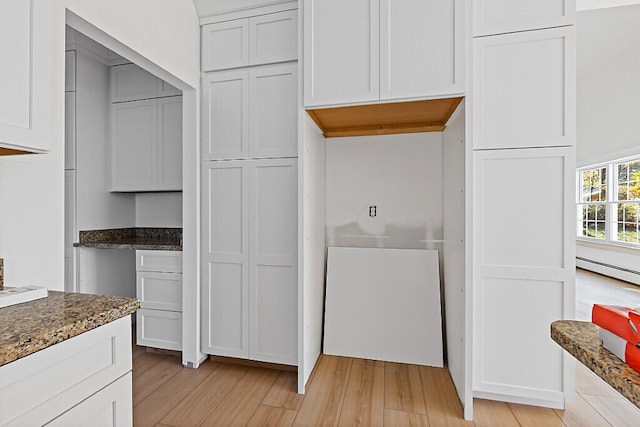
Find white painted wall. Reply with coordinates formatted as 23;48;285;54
325;132;443;252
576;5;640;281
577;5;640;166
135;193;183;227
0;1;199;291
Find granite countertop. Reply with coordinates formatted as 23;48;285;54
551;320;640;409
0;291;139;367
74;227;182;251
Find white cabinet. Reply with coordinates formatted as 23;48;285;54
304;0;464;107
136;250;183;351
202;158;298;365
0;316;132;426
202;10;297;71
473;0;575;37
65;91;76;170
202;62;297;160
111;96;183;191
110;63;180;102
0;0;53;153
472;146;575;408
472;26;576;150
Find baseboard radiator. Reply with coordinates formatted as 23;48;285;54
576;256;640;286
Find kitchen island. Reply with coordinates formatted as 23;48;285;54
551;320;640;410
0;291;139;426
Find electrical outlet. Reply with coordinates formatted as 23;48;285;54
369;206;377;217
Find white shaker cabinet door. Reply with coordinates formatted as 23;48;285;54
110;99;157;191
202;70;250;160
249;63;298;158
202;19;250;72
249;159;298;365
380;0;464;100
304;0;379;107
157;96;183;190
202;161;250;358
0;0;53;153
249;10;298;66
473;27;576;150
473;0;575;36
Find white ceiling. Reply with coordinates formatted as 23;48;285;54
577;0;640;11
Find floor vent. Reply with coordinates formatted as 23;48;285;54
576;257;640;276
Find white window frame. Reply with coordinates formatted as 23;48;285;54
577;156;640;248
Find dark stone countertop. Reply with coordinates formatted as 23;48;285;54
74;227;182;251
0;291;139;366
551;320;640;409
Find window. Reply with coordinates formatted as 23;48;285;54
577;157;640;245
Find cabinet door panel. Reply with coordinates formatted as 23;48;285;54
304;0;379;106
0;0;53;152
380;0;463;100
65;92;76;170
137;271;182;311
473;27;575;150
158;96;183;190
111;100;157;191
249;63;298;158
137;309;182;351
65;50;76;92
202;70;249;160
249;159;297;364
474;0;575;36
249;10;298;66
202;162;249;358
110;63;158;103
202;19;249;71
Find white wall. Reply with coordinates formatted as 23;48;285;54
577;5;640;166
136;193;183;227
0;0;199;290
325;132;443;252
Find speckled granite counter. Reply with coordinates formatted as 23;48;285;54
0;291;139;366
74;227;182;251
551;320;640;409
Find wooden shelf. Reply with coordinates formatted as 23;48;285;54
0;147;34;156
306;97;463;138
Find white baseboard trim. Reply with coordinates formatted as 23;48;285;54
473;389;565;410
576;258;640;286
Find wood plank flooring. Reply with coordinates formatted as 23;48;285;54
132;269;640;426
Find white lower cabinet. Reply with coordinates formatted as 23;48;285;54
136;250;183;351
0;316;132;427
202;158;298;365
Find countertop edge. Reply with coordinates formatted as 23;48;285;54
74;242;182;251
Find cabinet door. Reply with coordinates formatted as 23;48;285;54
0;0;53;153
202;19;250;71
111;99;157;191
202;161;250;358
64;171;77;293
473;27;576;150
473;147;575;407
137;309;182;351
380;0;463;100
249;10;298;66
474;0;575;36
249;63;298;158
157;79;181;98
47;373;132;427
304;0;379;107
157;96;183;190
202;70;249;160
249;159;298;365
110;63;158;103
65;50;76;92
65;92;76;170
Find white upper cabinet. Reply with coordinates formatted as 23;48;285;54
473;0;576;37
202;62;297;160
202;10;298;72
0;0;53;153
473;26;575;150
304;0;463;107
304;0;379;107
380;0;464;101
110;63;181;102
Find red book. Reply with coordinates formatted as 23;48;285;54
600;327;640;373
591;304;640;344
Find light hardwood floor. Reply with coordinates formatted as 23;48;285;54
132;269;640;426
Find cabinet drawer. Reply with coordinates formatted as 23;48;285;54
136;250;183;273
137;271;182;311
137;309;182;351
0;316;131;426
47;372;132;427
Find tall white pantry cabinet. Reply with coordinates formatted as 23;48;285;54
471;0;576;410
200;7;299;366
